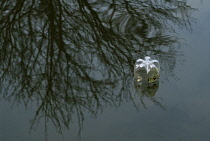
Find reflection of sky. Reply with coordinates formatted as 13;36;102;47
79;1;210;140
188;0;210;12
0;101;45;141
1;1;210;141
0;101;78;141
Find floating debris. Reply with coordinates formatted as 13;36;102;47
134;56;160;83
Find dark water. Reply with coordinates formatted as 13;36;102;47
0;0;210;141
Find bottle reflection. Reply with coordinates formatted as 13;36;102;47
134;80;159;97
134;79;165;109
0;0;195;138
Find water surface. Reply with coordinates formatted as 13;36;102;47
1;0;210;141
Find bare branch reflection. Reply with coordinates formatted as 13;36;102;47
0;0;195;137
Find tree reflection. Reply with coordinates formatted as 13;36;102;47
0;0;195;138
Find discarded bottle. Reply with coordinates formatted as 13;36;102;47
134;56;160;83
